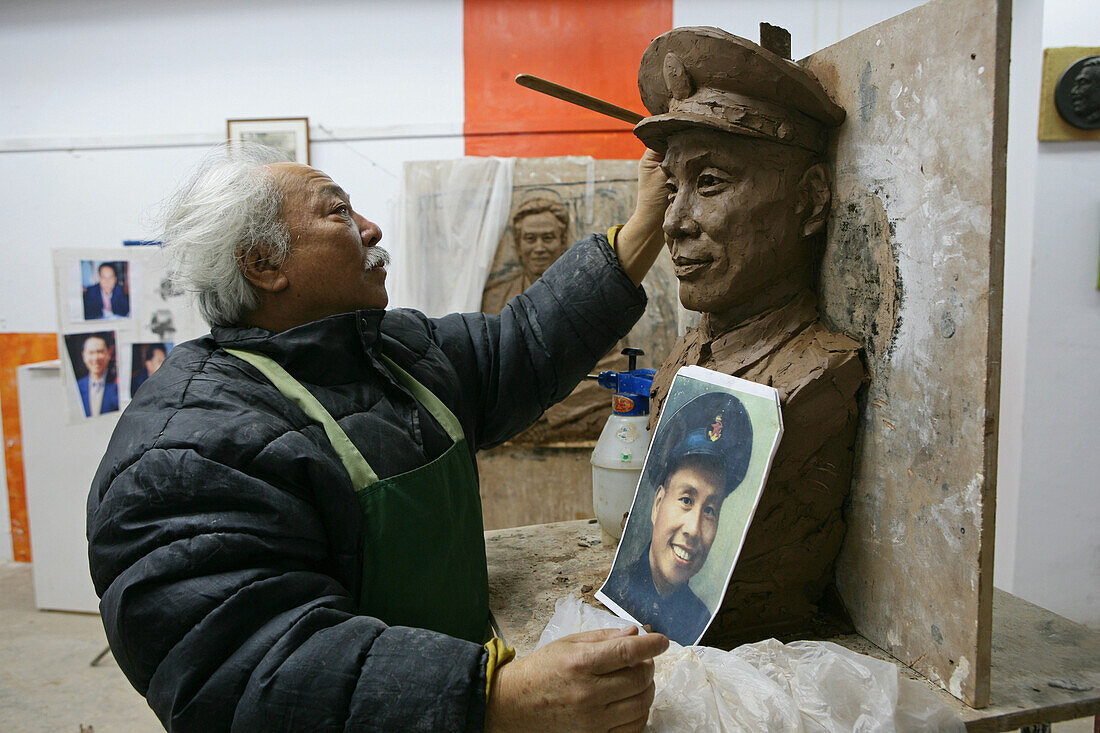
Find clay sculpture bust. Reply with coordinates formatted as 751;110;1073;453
481;198;571;314
482;198;625;443
636;27;865;642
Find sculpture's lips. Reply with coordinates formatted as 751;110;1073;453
672;256;712;278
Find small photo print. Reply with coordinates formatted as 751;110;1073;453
130;342;172;398
63;331;120;418
597;366;783;646
78;260;131;321
227;117;310;164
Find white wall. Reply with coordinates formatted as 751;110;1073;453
1004;0;1100;627
674;0;926;60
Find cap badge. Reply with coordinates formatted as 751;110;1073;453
663;51;694;100
708;415;723;442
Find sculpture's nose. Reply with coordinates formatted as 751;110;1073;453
663;191;699;239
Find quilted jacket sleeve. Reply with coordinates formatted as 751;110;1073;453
87;369;489;732
428;234;647;449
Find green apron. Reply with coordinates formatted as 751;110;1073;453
226;348;489;643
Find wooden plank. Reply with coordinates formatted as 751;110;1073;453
804;0;1010;707
486;520;1100;730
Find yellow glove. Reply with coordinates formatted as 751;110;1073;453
484;637;516;699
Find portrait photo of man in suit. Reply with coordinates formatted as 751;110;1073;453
82;261;130;320
66;332;120;418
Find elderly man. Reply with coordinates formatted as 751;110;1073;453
87;144;670;731
602;392;752;645
636;27;866;641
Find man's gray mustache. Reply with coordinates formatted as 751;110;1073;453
363;246;391;271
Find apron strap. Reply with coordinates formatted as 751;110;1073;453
224;349;466;485
225;348;378;488
377;354;464;443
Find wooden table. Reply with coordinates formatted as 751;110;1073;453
486;520;1100;732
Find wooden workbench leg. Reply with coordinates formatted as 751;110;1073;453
1019;724;1051;733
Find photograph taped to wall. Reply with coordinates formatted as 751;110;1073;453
596;366;783;646
130;342;172;398
53;247;206;422
227;117;310;164
70;259;132;323
62;331;121;420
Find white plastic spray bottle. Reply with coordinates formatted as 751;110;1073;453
590;348;656;545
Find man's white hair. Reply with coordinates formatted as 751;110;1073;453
161;143;292;327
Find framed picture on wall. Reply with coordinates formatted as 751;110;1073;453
227;117;310;164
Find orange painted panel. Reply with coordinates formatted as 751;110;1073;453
464;0;672;158
0;333;59;562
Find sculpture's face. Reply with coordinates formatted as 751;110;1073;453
1071;62;1100;124
515;211;568;281
661;129;813;316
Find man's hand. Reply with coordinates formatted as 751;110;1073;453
617;148;668;286
485;626;668;732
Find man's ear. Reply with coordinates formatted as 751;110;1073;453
797;162;831;238
651;485;666;525
240;249;289;294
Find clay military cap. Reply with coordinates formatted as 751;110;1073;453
634;26;844;154
657;391;753;497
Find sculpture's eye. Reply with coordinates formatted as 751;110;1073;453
665;179;679;200
697;172;728;193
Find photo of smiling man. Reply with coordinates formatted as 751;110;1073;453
597;367;783;646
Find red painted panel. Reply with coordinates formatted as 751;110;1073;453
464;0;672;158
0;333;59;562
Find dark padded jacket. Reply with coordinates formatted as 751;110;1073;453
87;236;646;731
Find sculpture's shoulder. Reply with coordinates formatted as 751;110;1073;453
746;320;865;404
479;275;523;315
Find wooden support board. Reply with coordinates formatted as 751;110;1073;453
804;0;1010;707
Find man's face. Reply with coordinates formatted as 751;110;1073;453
145;348;166;375
661;129;811;316
268;163;388;323
82;337;110;379
98;265;117;294
648;461;725;595
515;211;567;281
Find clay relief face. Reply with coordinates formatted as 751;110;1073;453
514;211;568;281
661;129;816;316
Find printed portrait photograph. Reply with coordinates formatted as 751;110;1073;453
130;342;172;398
63;331;120;419
597;366;783;646
78;260;131;322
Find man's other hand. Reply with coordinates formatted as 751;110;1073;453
485;626;668;732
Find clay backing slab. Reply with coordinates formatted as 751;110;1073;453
804;0;1009;707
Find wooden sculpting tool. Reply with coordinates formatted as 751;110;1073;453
514;74;644;125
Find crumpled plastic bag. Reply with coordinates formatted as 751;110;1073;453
536;596;964;732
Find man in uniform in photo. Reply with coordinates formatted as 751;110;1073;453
603;392;752;645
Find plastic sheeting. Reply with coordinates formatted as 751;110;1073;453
397;157;515;316
537;596;965;732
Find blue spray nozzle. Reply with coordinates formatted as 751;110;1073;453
596;349;656;416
